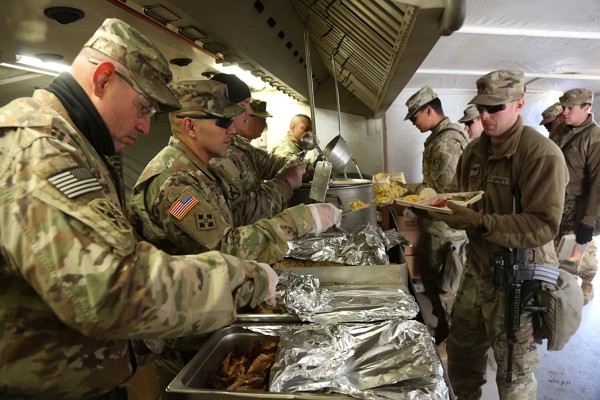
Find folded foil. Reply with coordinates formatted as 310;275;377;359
277;272;418;323
253;320;447;399
286;223;402;265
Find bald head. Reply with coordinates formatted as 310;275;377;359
289;114;312;140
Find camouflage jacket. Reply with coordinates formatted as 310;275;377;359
0;90;272;398
130;136;315;264
549;115;600;227
447;116;568;278
210;136;293;225
270;134;302;159
422;117;469;193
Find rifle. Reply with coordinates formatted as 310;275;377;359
491;248;559;382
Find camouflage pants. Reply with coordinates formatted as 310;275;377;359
420;219;467;326
447;263;539;400
556;199;598;282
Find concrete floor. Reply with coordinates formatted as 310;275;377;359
415;236;600;399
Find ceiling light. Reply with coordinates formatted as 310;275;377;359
143;5;181;25
458;26;600;40
213;64;267;91
0;54;70;76
417;68;600;81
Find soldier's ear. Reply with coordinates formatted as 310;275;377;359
91;62;116;97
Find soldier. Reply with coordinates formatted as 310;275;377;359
128;79;342;396
458;104;484;139
429;70;568;399
209;74;307;225
246;98;272;140
550;89;600;304
0;18;277;399
404;85;469;344
540;102;564;133
271;114;313;159
129;79;340;263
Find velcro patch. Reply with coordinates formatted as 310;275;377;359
169;192;199;220
48;168;103;199
197;213;216;230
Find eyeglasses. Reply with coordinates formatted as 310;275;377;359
475;103;507;114
464;120;476;127
87;57;159;119
176;114;234;129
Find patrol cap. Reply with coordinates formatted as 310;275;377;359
458;104;480;123
169;80;244;118
210;73;251;103
84;18;181;112
250;99;272;118
404;85;438;120
540;102;564;125
469;70;525;106
559;88;593;107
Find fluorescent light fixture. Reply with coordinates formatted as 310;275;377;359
1;54;70;76
417;68;600;81
213;64;267;91
458;26;600;40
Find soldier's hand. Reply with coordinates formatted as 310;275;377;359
277;158;307;189
576;224;594;245
428;201;483;230
255;263;279;305
307;203;342;235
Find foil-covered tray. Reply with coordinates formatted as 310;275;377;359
237;264;409;323
168;323;449;399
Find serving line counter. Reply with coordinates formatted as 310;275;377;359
167;264;454;399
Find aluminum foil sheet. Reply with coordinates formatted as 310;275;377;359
260;320;447;399
286;224;402;266
277;272;418;323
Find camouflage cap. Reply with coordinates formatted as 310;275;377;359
84;18;181;112
458;104;480;123
559;88;593;107
169;80;244;118
250;99;272;118
469;70;525;106
404;86;438;120
540;102;564;125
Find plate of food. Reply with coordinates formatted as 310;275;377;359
396;191;484;214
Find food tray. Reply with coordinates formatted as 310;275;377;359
167;325;352;399
236;264;409;323
396;191;484;214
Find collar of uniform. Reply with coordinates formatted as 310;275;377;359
476;115;524;161
168;136;215;178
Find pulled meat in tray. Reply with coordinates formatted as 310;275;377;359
206;340;278;391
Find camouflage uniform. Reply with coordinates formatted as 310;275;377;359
445;70;569;399
405;86;469;338
0;19;272;399
210;136;294;225
458;104;479;125
540;102;563;126
549;89;600;300
129;136;315;264
271;134;303;159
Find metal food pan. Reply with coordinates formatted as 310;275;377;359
236;264;409;323
167;325;351;399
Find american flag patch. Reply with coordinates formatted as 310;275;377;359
48;168;103;199
169;192;199;220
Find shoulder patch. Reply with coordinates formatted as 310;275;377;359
169;192;199;220
47;168;103;199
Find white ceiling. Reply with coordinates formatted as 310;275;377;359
1;0;600;116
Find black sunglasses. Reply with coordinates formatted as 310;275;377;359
475;103;507;114
176;114;234;129
464;120;476;127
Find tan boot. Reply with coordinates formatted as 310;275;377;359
582;281;594;305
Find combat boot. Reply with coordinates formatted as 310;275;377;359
581;281;594;305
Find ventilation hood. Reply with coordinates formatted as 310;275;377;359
0;0;464;117
163;0;465;117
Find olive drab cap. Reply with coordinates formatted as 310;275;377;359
250;99;272;118
169;80;244;118
458;104;480;123
84;18;181;112
404;85;438;120
469;70;525;106
540;102;564;125
559;88;593;107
